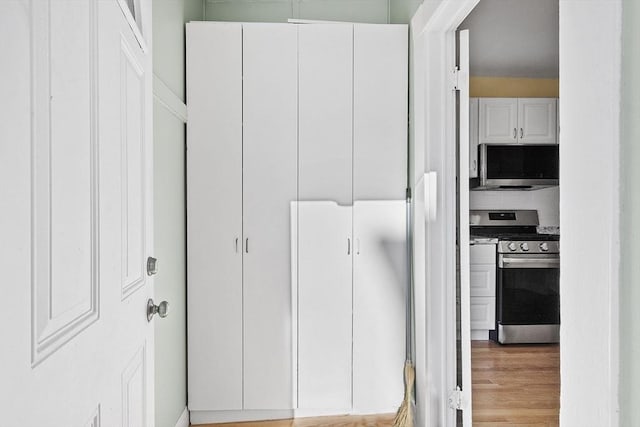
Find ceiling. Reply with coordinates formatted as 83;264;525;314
459;0;559;78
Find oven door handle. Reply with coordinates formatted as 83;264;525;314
499;256;560;269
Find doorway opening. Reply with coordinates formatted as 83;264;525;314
456;1;560;425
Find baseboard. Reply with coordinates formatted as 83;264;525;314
190;410;294;425
471;330;490;340
174;407;189;427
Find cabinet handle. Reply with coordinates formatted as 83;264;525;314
472;159;477;171
513;128;517;139
245;238;249;253
356;238;360;255
235;238;239;253
347;238;351;255
520;128;523;138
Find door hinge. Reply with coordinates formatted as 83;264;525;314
452;67;460;91
448;386;465;410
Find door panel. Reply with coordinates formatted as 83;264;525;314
353;24;407;201
186;22;243;410
298;24;353;205
242;23;297;410
479;98;518;144
518;98;558;144
352;201;406;414
296;202;352;411
0;1;154;425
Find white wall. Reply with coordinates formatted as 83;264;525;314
152;1;202;427
559;0;621;425
469;187;560;226
204;0;422;24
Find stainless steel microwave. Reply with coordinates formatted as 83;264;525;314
475;144;559;190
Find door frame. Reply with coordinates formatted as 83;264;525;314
411;1;623;426
409;1;479;426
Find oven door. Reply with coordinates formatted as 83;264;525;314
496;253;560;344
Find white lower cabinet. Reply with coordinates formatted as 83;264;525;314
352;201;406;414
294;201;406;416
470;244;497;338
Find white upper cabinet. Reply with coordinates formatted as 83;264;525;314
479;97;557;144
298;24;353;205
518;98;558;144
479;98;518;143
353;24;407;200
241;23;297;411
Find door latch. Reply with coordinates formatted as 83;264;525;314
147;256;158;276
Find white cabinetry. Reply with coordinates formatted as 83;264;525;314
187;22;296;415
186;22;243;411
470;244;496;339
297;23;408;416
479;98;557;144
188;21;407;423
242;23;298;411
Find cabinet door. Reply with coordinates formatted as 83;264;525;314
242;23;297;410
353;201;406;414
479;98;518;144
297;202;353;411
518;98;558;144
469;98;479;178
470;264;496;297
186;22;243;411
353;24;407;200
298;24;353;205
470;296;496;330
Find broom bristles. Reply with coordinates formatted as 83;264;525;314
393;361;415;427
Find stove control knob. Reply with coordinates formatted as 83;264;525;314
508;242;517;251
540;242;549;252
520;242;530;251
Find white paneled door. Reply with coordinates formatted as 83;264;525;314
0;1;155;426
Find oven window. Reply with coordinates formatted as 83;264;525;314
498;268;560;324
486;145;559;180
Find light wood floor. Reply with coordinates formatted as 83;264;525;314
192;341;559;427
191;414;395;427
472;340;560;427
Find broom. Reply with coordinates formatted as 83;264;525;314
393;187;415;427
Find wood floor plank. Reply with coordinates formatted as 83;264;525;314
472;340;560;426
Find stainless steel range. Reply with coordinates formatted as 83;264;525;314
470;210;560;344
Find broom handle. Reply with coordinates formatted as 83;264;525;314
405;187;413;362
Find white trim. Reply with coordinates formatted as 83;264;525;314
409;1;479;426
153;75;188;123
189;410;294;424
174;407;189;427
115;0;149;53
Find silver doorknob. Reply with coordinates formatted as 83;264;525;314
147;299;169;322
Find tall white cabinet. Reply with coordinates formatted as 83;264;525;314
187;22;297;415
187;21;408;424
